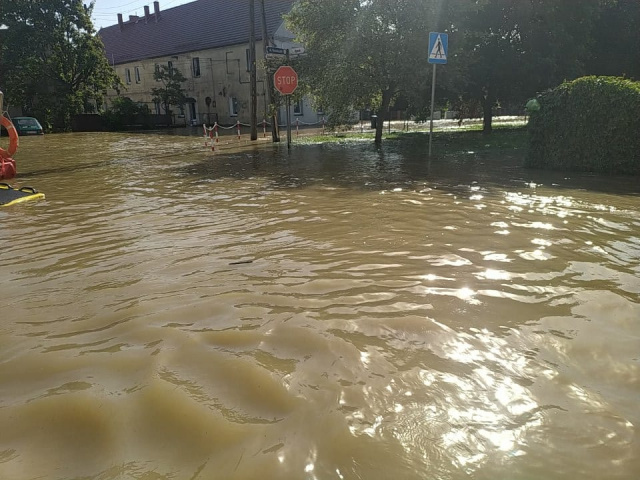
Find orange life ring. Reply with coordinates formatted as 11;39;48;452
0;116;19;158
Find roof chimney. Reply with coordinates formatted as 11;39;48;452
117;13;123;30
129;15;138;22
144;5;150;23
154;1;160;21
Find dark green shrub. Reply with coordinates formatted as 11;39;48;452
102;96;151;131
526;76;640;174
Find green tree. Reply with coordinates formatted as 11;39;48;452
150;65;187;123
102;96;151;131
587;0;640;79
287;0;446;144
453;0;603;134
0;0;120;131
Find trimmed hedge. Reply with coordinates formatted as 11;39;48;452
526;76;640;174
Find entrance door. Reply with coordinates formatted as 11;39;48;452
189;101;197;125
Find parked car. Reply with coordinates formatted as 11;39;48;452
12;117;44;135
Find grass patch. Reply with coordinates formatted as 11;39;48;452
431;126;528;153
300;125;528;153
297;132;374;144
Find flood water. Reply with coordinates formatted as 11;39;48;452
1;130;639;480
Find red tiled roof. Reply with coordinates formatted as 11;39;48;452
99;0;295;65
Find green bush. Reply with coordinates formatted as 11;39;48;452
526;76;640;174
102;96;151;131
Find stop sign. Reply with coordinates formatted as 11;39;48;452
274;66;298;95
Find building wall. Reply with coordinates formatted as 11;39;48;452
107;33;323;128
109;42;267;126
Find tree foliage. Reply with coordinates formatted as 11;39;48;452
0;0;120;131
150;65;187;119
287;0;452;144
587;0;640;80
452;0;603;134
287;0;634;141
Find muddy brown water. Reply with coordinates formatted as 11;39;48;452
1;131;639;480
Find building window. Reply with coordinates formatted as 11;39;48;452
135;66;141;83
168;60;173;74
154;101;161;115
192;57;200;77
293;99;304;116
229;97;239;116
245;49;251;72
125;68;131;84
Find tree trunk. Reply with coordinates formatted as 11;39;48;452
165;102;171;126
375;89;392;145
482;90;495;135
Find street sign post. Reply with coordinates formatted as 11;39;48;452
266;46;287;56
274;64;299;149
274;65;298;95
428;33;448;65
428;32;449;157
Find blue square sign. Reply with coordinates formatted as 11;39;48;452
428;32;448;64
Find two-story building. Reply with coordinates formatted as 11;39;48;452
99;0;320;127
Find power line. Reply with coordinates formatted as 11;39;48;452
161;0;189;9
93;0;191;17
91;0;146;12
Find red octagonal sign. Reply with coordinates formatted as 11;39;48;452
274;66;298;95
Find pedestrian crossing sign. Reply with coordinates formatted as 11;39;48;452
428;32;448;64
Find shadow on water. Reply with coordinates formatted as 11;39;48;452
15;129;640;197
18;160;114;179
181;137;640;197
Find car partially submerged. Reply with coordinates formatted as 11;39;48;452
12;117;44;135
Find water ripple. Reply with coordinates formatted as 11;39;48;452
1;134;639;479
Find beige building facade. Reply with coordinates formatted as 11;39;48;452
111;42;272;126
100;0;321;128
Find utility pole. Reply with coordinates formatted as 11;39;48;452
260;0;280;142
249;0;257;140
286;50;292;150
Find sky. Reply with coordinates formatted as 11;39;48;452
87;0;195;30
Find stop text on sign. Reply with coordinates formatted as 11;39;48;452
277;76;297;86
274;66;298;95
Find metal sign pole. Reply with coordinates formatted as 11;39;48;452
286;49;292;150
287;95;292;150
429;64;436;157
427;32;448;158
